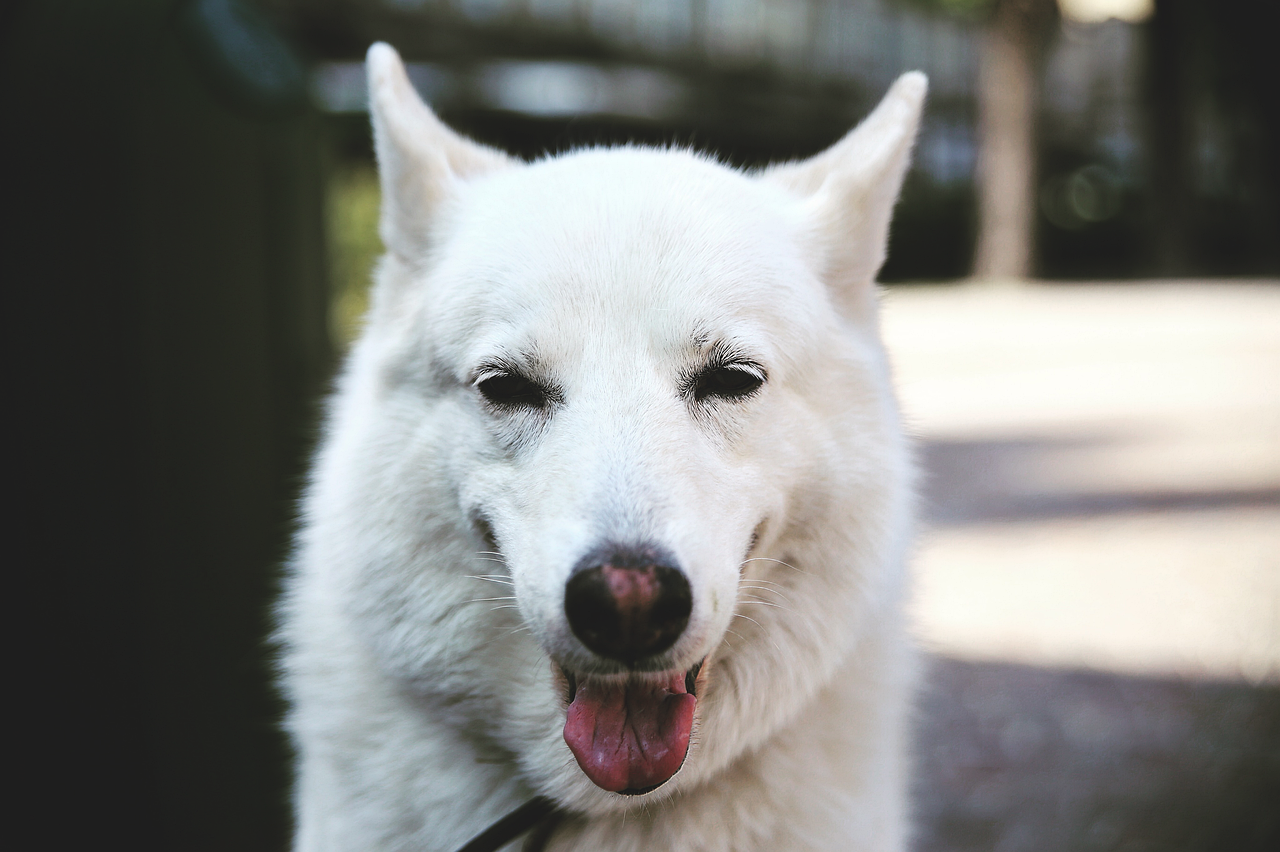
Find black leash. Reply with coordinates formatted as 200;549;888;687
456;796;561;852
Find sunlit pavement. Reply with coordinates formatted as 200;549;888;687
880;280;1280;851
883;280;1280;681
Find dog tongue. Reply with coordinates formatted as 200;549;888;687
563;673;695;793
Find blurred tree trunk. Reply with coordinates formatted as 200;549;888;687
972;0;1056;280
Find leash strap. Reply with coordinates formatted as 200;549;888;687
456;796;559;852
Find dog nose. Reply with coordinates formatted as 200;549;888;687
565;546;691;664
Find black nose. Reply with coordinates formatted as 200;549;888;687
564;546;692;664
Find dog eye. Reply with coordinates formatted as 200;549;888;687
477;372;547;408
693;365;765;401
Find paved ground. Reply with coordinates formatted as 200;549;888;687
879;281;1280;851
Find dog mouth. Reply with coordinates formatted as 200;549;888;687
559;660;703;795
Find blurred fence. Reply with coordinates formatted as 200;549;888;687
273;0;1277;283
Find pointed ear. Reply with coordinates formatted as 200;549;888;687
763;72;926;310
366;43;512;259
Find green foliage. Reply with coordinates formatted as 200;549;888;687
326;164;382;348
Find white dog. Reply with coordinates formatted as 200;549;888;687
280;42;925;852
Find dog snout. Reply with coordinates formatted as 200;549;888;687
564;546;691;664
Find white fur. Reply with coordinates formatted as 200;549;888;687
280;42;926;852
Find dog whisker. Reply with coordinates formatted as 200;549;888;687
741;577;787;588
740;597;787;610
739;556;810;575
472;624;532;651
466;574;515;586
738;583;790;600
739;585;789;598
731;612;786;655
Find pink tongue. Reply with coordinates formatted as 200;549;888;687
563;673;695;793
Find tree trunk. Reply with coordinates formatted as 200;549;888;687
973;0;1055;280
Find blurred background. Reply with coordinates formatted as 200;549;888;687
5;1;1275;850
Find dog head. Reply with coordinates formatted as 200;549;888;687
310;43;923;812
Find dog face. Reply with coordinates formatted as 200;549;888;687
307;44;923;812
425;147;825;673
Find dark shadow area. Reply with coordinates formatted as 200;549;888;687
932;483;1280;525
919;436;1280;525
913;655;1280;852
7;2;330;849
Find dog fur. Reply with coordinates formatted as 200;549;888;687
280;42;925;852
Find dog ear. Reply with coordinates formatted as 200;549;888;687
366;43;513;259
763;72;926;319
